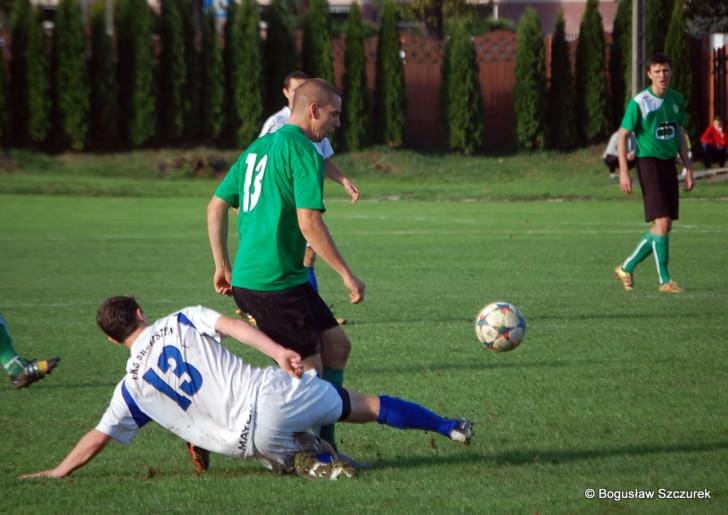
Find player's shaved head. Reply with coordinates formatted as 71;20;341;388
291;78;340;115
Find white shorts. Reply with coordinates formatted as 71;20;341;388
252;369;342;471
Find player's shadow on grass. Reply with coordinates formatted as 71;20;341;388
369;440;728;470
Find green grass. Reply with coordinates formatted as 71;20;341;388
1;190;726;513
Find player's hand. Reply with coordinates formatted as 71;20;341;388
619;171;632;195
213;268;233;296
343;274;365;304
341;177;360;203
683;169;695;192
277;349;303;378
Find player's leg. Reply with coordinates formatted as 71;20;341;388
1;312;60;388
319;323;351;449
342;390;472;444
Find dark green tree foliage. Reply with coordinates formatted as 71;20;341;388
645;0;674;55
0;41;7;147
223;0;241;144
685;0;728;36
200;8;224;142
263;0;298;114
89;4;118;149
514;8;546;150
302;0;332;81
610;0;631;126
179;0;200;141
443;23;483;154
158;0;186;142
374;1;406;147
547;12;578;149
10;0;50;146
341;3;370;151
575;0;609;143
52;0;88;150
664;0;694;136
117;0;156;148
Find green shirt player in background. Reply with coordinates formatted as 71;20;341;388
208;79;364;456
614;53;695;294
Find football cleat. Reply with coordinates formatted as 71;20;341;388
10;357;60;389
449;419;473;445
658;280;683;294
336;317;347;326
614;266;634;291
293;452;356;480
235;308;257;327
186;442;210;474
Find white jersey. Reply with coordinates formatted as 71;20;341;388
96;306;264;458
259;106;335;160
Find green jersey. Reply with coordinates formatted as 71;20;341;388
620;87;686;160
215;124;326;291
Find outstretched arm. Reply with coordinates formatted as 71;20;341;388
207;196;233;296
297;208;365;304
215;315;302;377
19;429;112;479
325;160;360;203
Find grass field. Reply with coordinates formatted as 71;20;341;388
1;148;727;513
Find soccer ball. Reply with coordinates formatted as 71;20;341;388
475;302;526;352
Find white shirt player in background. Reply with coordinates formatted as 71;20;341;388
19;296;472;479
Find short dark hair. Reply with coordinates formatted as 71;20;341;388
647;52;672;70
283;71;310;89
96;296;143;342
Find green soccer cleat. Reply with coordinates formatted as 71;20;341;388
10;357;60;389
658;280;683;294
614;266;634;291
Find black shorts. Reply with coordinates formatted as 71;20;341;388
636;157;679;222
232;283;338;360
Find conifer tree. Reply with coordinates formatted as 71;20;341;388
443;23;483;154
341;2;370;150
547;12;578;149
610;0;631;126
179;0;200;141
223;0;241;144
575;0;609;143
0;38;7;148
664;0;694;136
201;8;224;142
116;0;156;147
646;0;674;55
264;0;298;114
514;8;546;150
232;0;263;147
374;0;406;147
301;0;332;81
89;3;118;149
10;0;50;146
158;0;186;142
52;0;89;150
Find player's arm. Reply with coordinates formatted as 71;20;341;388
324;160;360;202
678;126;695;191
215;315;303;377
297;208;365;304
19;429;112;479
617;128;634;195
207;195;233;296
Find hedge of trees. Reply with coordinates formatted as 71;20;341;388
0;0;704;154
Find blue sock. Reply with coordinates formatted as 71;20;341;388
307;267;319;293
377;395;459;437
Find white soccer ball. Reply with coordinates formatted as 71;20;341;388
475;302;526;352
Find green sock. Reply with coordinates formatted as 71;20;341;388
651;234;670;284
320;367;344;451
622;232;653;273
0;313;26;376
